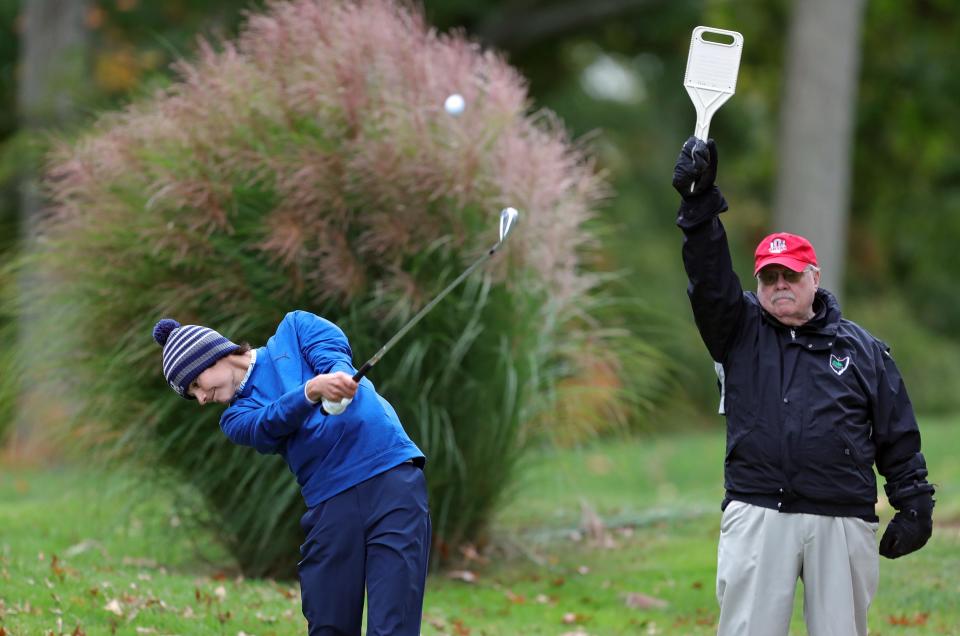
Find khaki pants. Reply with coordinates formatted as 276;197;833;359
716;501;879;636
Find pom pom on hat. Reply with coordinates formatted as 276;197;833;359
153;318;181;346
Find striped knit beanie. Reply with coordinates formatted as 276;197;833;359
152;318;240;399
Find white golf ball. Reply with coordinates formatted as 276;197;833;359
444;93;465;116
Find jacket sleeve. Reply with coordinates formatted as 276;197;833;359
678;191;746;363
871;344;934;507
219;386;315;454
290;310;356;375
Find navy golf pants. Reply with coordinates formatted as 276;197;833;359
298;462;431;636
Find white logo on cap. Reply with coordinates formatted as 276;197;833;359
769;238;788;254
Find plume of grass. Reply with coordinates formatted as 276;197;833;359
20;0;627;575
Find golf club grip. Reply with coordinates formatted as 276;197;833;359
353;361;373;382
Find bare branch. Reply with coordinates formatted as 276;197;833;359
477;0;666;51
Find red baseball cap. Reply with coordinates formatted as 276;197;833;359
753;232;818;275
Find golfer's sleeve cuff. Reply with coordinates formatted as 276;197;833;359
304;382;319;405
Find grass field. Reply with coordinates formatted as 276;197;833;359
1;417;958;635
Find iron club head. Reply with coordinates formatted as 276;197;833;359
499;207;519;243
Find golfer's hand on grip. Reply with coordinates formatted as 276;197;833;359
672;136;718;199
307;371;357;415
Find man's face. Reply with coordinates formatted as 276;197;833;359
756;265;820;326
188;357;238;406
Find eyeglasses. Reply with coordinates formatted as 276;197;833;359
757;268;806;286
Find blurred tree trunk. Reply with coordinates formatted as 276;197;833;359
773;0;866;299
18;0;90;231
12;0;91;455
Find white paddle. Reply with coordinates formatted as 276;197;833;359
683;26;743;191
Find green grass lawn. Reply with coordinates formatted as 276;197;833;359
2;417;958;635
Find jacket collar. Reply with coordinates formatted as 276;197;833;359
760;288;842;337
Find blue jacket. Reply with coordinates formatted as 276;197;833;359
220;311;424;507
679;201;932;520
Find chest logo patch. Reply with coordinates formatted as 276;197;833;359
830;354;850;376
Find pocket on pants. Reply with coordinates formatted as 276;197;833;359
720;500;747;535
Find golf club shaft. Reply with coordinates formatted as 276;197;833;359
352;242;501;382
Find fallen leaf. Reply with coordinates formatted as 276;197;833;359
624;593;669;609
63;540;101;558
887;613;929;626
446;570;477;583
104;599;124;617
504;590;525;604
425;615;447;630
255;610;277;623
562;612;587;624
452;617;471;636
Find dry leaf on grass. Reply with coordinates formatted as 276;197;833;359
103;599;124;616
446;569;478;583
624;592;668;609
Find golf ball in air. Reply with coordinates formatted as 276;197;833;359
444;93;465;116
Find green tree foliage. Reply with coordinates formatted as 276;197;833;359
23;0;631;575
853;0;960;332
0;0;253;249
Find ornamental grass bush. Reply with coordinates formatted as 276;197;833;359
24;0;629;575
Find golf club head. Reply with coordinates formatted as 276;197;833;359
499;207;519;243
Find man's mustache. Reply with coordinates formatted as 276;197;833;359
772;293;796;302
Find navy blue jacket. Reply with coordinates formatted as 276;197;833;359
680;207;931;521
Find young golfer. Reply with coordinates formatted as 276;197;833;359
153;310;430;636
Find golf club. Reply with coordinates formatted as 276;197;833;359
322;206;520;415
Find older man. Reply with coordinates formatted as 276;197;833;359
672;136;934;636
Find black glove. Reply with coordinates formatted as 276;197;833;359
673;136;718;197
672;136;727;228
879;493;934;559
